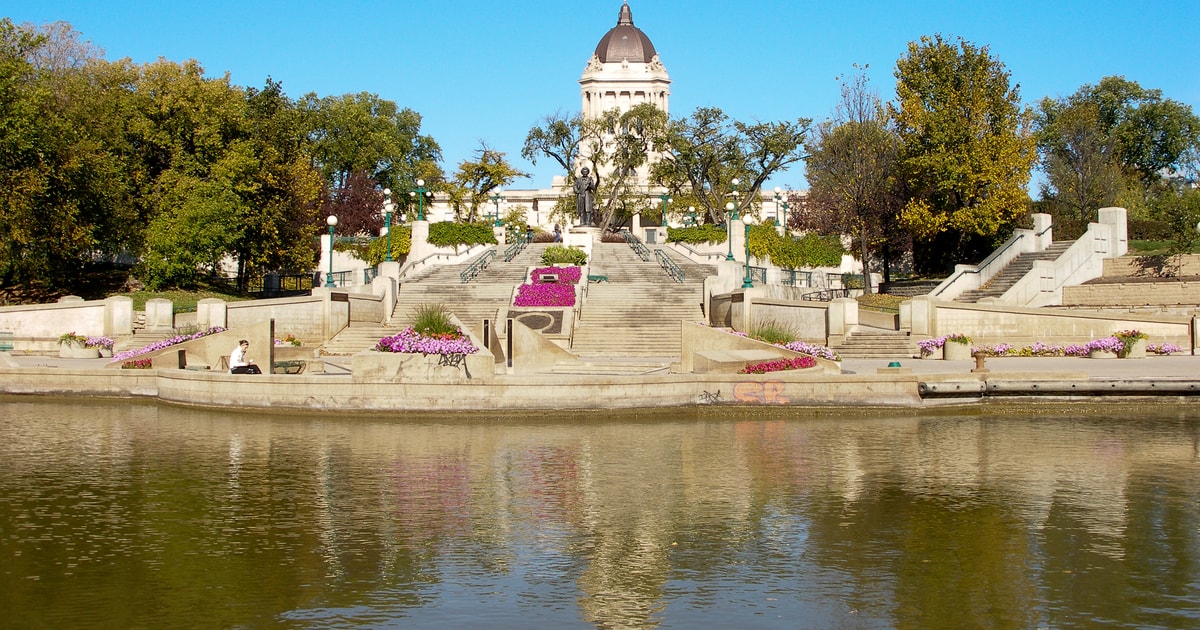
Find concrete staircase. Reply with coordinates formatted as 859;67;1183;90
956;241;1073;303
321;322;397;356
828;328;918;359
569;243;712;358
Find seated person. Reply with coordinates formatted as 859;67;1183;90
229;339;262;374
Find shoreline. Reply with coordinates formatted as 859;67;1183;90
4;354;1200;412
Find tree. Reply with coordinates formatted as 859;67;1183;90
802;70;905;291
1037;77;1200;221
448;143;529;222
652;107;809;225
889;34;1036;274
586;103;669;230
522;112;583;176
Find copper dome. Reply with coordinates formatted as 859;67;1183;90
593;2;657;63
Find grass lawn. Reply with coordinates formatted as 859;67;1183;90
1128;240;1200;255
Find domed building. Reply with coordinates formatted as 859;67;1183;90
579;2;670;120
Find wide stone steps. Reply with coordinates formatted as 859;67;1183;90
828;330;918;359
391;283;517;330
321;323;400;356
957;242;1073;303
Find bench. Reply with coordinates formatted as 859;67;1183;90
587;274;609;283
272;360;306;374
0;331;13;352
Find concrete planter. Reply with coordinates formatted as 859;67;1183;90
59;342;100;359
922;346;944;360
352;349;495;383
98;347;113;358
1119;339;1147;359
1089;349;1118;359
943;340;972;361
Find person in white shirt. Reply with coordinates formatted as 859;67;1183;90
230;339;262;374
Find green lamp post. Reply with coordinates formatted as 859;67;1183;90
725;201;736;261
382;188;394;262
773;187;783;227
489;191;505;227
742;215;755;289
325;214;337;288
659;193;671;225
409;179;430;221
730;177;740;220
686;205;697;227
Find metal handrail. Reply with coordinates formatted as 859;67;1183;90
460;249;497;283
363;267;378;284
655;249;685;283
503;231;529;262
933;232;1027;297
749;266;767;285
621;230;651;261
780;269;812;288
396;243;487;281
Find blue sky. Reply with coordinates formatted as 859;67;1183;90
4;1;1198;191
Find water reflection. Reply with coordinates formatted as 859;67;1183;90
0;399;1198;628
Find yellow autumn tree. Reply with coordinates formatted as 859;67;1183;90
889;34;1036;274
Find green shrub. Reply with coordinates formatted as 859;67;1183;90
667;224;729;245
747;226;844;269
410;303;458;337
427;221;497;248
750;320;797;345
541;246;588;266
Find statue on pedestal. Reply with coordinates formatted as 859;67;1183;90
574;167;597;226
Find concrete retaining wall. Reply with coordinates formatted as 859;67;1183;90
0;296;133;353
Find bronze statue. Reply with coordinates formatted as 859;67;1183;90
574;167;597;226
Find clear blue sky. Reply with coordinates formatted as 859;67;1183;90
5;0;1198;191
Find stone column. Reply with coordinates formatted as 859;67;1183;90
103;296;133;336
196;298;227;330
1032;213;1052;251
144;298;174;333
1098;207;1128;257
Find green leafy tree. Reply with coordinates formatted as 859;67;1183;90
803;70;905;291
651;107;809;225
889;34;1037;274
448;143;529;222
1035;99;1124;226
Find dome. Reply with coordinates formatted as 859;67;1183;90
593;2;657;64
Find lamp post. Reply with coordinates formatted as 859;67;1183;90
659;193;671;225
687;205;696;227
742;215;755;289
730;177;740;220
725;201;736;261
382;188;394;262
773;187;783;227
489;191;505;227
325;215;338;288
409;179;431;221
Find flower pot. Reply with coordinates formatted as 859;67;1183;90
1088;349;1117;359
943;340;972;361
922;346;944;360
59;342;100;359
98;347;113;358
1119;338;1146;359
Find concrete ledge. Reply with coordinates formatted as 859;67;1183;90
694;349;786;374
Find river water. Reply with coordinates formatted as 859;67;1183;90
1;398;1198;628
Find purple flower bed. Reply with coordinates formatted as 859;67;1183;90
530;266;582;284
110;327;226;363
374;327;478;355
730;331;841;361
514;282;576;307
1148;342;1184;355
85;335;114;349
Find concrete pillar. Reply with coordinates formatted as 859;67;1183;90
1098;207;1128;257
58;295;83;303
196;298;227;330
103;296;133;336
409;220;431;263
828;297;858;338
910;296;935;337
144;298;174;333
1032;213;1052;251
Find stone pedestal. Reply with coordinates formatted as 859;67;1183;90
1120;338;1146;359
943;341;972;361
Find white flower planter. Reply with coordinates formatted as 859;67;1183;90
1088;349;1117;359
1119;339;1146;359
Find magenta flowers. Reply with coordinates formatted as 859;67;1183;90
514;283;576;307
530;266;582;284
374;327;478;355
110;327;225;363
740;356;817;374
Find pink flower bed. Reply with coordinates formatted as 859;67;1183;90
514;282;576;307
530;266;582;284
374;327;478;355
740;356;817;374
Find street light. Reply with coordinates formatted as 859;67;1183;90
382;188;394;262
730;177;740;220
725;201;736;261
773;187;783;227
489;191;505;227
325;215;338;288
742;214;755;289
409;179;431;221
687;205;697;227
659;193;671;225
